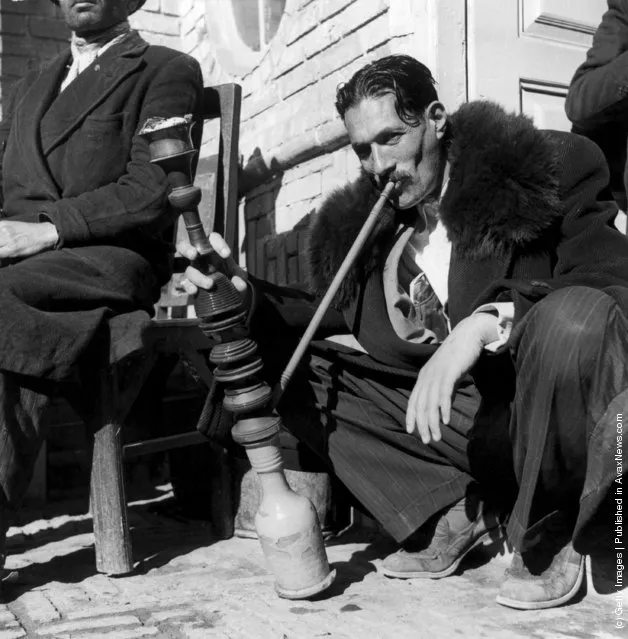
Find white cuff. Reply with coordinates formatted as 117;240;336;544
474;302;514;352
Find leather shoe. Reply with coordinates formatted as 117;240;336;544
381;491;505;579
496;512;584;610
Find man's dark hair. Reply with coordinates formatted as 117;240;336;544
335;55;438;126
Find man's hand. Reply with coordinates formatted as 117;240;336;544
0;221;59;260
176;232;248;297
406;313;499;445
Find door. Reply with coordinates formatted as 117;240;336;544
467;0;608;130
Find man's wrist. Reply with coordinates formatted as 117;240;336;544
41;222;60;249
473;311;500;345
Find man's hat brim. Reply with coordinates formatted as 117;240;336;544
48;0;147;14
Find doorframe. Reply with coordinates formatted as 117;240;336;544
389;0;469;111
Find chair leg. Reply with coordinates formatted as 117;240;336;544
90;365;134;575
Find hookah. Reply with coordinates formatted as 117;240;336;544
139;115;394;599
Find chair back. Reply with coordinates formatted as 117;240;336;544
203;84;241;251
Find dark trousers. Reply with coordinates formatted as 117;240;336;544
279;286;628;552
0;246;157;508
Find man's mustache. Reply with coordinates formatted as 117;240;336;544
370;172;413;191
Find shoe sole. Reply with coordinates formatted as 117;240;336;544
381;529;499;580
495;556;585;610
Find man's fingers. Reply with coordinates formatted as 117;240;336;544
406;379;420;434
176;241;199;261
405;404;416;435
184;265;214;290
232;275;248;293
427;382;441;442
180;278;198;296
417;416;431;445
416;380;431;444
207;232;249;283
209;232;232;259
181;268;248;301
440;391;451;427
432;375;457;442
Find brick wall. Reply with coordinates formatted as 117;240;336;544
130;0;181;49
0;0;68;119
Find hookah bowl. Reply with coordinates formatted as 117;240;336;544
139;117;336;599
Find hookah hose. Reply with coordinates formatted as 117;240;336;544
271;180;396;408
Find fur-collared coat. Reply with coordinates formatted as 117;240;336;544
254;100;628;376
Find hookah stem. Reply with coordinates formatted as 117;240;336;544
182;210;213;266
182;210;211;255
180;207;223;275
166;165;216;271
273;180;396;407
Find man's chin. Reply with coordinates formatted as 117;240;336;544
395;194;421;210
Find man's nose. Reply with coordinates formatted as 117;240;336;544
371;147;394;182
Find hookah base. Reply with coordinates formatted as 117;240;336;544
275;568;337;600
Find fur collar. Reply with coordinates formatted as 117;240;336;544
306;100;561;308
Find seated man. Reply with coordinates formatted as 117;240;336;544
182;54;628;610
0;0;202;578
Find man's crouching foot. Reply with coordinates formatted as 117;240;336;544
381;486;506;580
496;510;584;610
381;496;585;610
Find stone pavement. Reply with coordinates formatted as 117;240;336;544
0;487;618;639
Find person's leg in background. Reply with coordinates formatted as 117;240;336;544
497;285;628;609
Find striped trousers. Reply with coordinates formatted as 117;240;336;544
279;286;628;552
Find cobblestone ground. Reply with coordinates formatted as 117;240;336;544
0;488;619;639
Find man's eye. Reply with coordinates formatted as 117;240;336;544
387;134;402;145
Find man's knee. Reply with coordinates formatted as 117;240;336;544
529;286;612;339
518;286;615;372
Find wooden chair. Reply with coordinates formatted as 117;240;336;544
83;83;242;575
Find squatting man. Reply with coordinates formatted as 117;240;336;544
181;54;628;610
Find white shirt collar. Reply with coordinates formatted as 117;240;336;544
61;21;131;92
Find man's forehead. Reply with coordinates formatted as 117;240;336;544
345;94;410;141
348;93;399;118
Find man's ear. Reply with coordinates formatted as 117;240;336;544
425;101;447;140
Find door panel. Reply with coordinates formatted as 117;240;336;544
521;0;607;46
467;0;607;129
520;81;570;130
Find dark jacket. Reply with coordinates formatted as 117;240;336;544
565;0;628;209
255;101;628;376
0;30;203;284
